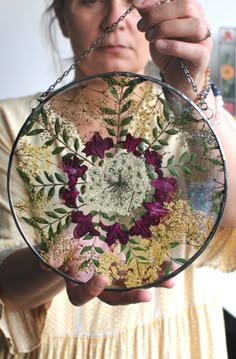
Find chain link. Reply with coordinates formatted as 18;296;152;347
180;60;209;112
37;5;134;103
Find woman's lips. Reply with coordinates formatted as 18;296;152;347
96;45;129;53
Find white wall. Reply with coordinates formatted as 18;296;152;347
0;0;235;316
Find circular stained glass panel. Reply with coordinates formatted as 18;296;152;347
8;72;227;290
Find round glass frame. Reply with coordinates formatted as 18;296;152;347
7;72;227;291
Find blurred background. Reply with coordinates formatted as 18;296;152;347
0;0;235;355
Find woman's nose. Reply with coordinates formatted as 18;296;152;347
100;1;129;31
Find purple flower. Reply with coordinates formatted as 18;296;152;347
100;221;129;245
151;177;178;203
129;213;158;238
71;211;100;238
144;201;169;220
60;188;79;208
144;149;163;171
82;132;114;159
119;133;142;155
61;156;87;189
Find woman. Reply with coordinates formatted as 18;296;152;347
0;0;235;358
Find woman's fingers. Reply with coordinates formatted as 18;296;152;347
66;275;109;306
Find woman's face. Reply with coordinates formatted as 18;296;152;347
57;0;150;78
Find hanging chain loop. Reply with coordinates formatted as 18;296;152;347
37;5;134;103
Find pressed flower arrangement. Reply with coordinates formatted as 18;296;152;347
8;73;227;290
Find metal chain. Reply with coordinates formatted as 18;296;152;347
180;60;209;112
37;5;134;103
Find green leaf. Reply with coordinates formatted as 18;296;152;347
74;138;80;151
121;116;133;127
48;187;56;198
122;86;135;100
54;207;68;214
32;217;50;224
35;176;44;184
48;226;54;239
21;118;35;136
103;77;121;87
83;234;94;240
158;139;169;146
152;127;158;138
103;118;117;126
213;190;224;200
106;128;116;136
151;145;162;151
99;235;106;242
179;151;188;164
180;166;192;175
52;147;65;155
65;215;72;228
126;78;144;87
44;172;54;183
165;129;179;135
62;129;69;144
26;128;45;136
121;100;132;113
94;247;104;254
165;261;172;276
54;118;61;135
148;172;156;180
119;129;128;137
100;106;117;115
129;238;139;244
136;255;148;261
101;212;110;220
56;221;63;234
44;138;55;147
55;173;65;183
156;115;163;129
167;155;175;166
17;168;30;184
40;108;48;126
80;246;92;254
170;242;180;248
22;217;40;229
132;247;146;251
106;152;114;158
108;85;119;100
126;249;132;263
45;211;59;219
168;168;179;177
92;259;100;267
190;153;197;162
173;257;187;264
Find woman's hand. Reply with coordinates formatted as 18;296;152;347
133;0;213;98
65;270;176;307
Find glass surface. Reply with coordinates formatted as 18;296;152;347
7;72;227;290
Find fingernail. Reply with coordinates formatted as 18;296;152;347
157;40;168;49
146;28;155;40
137;19;145;31
133;0;144;6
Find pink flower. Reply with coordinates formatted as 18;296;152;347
129;213;156;238
144;201;169;219
82;132;114;159
151;177;178;203
119;133;142;155
100;221;129;245
144;149;163;171
60;188;79;208
71;211;100;238
62;156;87;188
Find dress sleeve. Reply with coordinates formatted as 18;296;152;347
196;227;236;272
0;97;48;354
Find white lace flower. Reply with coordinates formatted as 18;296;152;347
83;152;151;216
